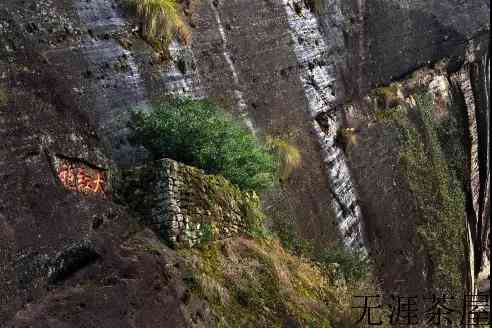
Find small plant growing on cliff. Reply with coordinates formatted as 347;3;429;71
335;128;358;152
199;223;214;243
372;83;402;109
130;98;276;191
0;87;9;107
265;136;302;183
304;0;323;14
123;0;190;51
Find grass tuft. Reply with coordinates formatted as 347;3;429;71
0;87;9;107
180;237;389;327
335;128;358;152
304;0;324;14
372;83;402;109
266;136;302;183
124;0;190;51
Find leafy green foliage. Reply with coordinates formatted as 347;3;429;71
130;98;276;192
123;0;189;51
243;195;271;239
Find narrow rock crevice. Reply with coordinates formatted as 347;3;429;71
47;240;99;284
207;0;256;133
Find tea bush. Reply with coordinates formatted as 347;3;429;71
130;98;276;192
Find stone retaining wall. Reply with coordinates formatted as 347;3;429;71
119;159;263;248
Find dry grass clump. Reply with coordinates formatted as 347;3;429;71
266;136;302;183
180;237;388;327
0;87;9;107
304;0;324;14
180;237;336;326
125;0;190;50
337;128;358;149
372;83;404;109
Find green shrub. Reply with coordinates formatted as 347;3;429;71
129;98;276;192
274;220;314;257
123;0;190;51
273;219;369;283
242;192;271;238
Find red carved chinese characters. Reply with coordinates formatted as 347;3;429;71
57;159;107;197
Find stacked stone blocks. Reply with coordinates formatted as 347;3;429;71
121;159;262;248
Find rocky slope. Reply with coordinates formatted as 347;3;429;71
3;215;359;327
0;0;490;326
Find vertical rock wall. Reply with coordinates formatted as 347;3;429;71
450;50;491;294
344;0;490;94
1;0;490;318
190;0;341;246
75;0;203;166
280;0;364;249
341;56;490;297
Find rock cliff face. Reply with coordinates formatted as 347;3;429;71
0;0;490;325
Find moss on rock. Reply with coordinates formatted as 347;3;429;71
377;90;467;298
179;237;381;327
116;159;267;248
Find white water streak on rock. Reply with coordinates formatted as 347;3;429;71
208;0;256;134
281;0;365;250
163;40;204;99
